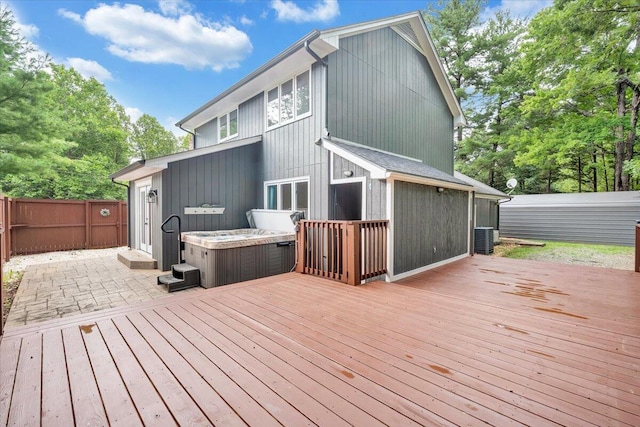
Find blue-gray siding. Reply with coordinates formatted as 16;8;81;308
195;119;217;148
476;198;498;230
394;181;468;274
501;199;639;246
158;143;262;269
261;63;328;219
332;154;386;220
327;27;454;173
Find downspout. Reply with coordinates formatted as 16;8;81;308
179;124;196;148
111;178;131;249
304;33;329;133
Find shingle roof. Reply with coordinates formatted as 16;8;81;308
453;172;509;198
328;140;470;187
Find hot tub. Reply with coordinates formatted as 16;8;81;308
182;229;295;288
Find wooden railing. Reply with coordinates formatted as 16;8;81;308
296;220;388;285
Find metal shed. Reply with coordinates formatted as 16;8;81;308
500;191;640;246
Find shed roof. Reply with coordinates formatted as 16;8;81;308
321;138;471;190
506;191;640;207
111;135;261;182
453;172;509;199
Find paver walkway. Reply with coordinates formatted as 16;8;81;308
5;255;202;328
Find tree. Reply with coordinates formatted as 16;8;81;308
0;6;70;177
456;10;525;190
424;0;486;144
516;0;640;191
131;114;187;160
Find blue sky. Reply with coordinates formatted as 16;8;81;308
7;0;551;136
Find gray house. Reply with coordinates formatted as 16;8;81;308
454;171;509;235
112;11;478;281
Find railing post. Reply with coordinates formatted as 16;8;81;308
635;220;639;273
346;222;361;286
296;221;306;273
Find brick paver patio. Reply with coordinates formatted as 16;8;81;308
5;255;203;328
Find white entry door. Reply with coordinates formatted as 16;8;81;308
138;184;152;254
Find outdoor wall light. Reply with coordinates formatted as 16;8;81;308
147;189;158;204
437;187;445;193
343;170;354;177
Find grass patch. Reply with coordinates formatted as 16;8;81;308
2;269;23;329
494;241;634;270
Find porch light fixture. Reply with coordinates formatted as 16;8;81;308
437;187;445;193
147;189;158;204
343;170;353;177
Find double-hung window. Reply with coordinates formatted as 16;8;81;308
266;69;311;129
218;109;238;142
265;178;309;214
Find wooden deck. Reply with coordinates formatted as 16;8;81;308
1;256;639;426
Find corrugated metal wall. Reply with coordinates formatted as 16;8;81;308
159;143;262;269
327;27;454;174
500;193;640;246
476;197;498;229
393;181;468;274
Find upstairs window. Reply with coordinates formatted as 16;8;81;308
219;109;238;142
266;69;311;129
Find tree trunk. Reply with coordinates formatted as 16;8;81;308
577;155;582;193
592;150;597;192
614;74;628;191
624;87;640;187
601;148;609;192
546;170;552;193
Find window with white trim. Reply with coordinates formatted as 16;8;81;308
266;69;311;129
265;178;309;213
218;108;238;142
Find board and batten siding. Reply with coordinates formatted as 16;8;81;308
159;143;262;269
261;62;328;220
327;27;454;174
500;192;640;246
476;198;499;230
194;93;264;148
393;181;468;275
332;154;386;219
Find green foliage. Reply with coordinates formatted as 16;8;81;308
498;241;634;260
131;114;187;160
0;6;71;176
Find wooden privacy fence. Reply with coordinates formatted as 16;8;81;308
0;197;127;262
296;220;388;286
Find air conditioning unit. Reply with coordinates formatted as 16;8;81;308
474;227;494;255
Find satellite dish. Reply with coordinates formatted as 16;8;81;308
506;178;518;190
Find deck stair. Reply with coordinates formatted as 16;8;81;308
157;263;201;292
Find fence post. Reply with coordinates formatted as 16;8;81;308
635;220;639;273
295;221;305;274
345;222;361;286
84;200;90;249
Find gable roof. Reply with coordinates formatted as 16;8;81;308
177;11;465;130
321;138;472;191
454;172;509;199
111;135;261;182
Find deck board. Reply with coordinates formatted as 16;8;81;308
1;256;639;426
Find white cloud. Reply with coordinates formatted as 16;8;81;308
66;58;113;82
240;15;254;26
165;116;186;137
271;0;339;23
158;0;192;17
58;3;252;72
125;107;144;123
16;22;39;39
481;0;552;22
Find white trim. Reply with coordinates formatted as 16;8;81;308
218;108;239;143
265;68;312;132
385;176;394;281
468;191;474;255
390;26;425;56
264;176;310;211
385;172;473;192
322;139;387;179
388;253;469;282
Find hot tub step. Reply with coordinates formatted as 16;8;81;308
157;263;201;293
